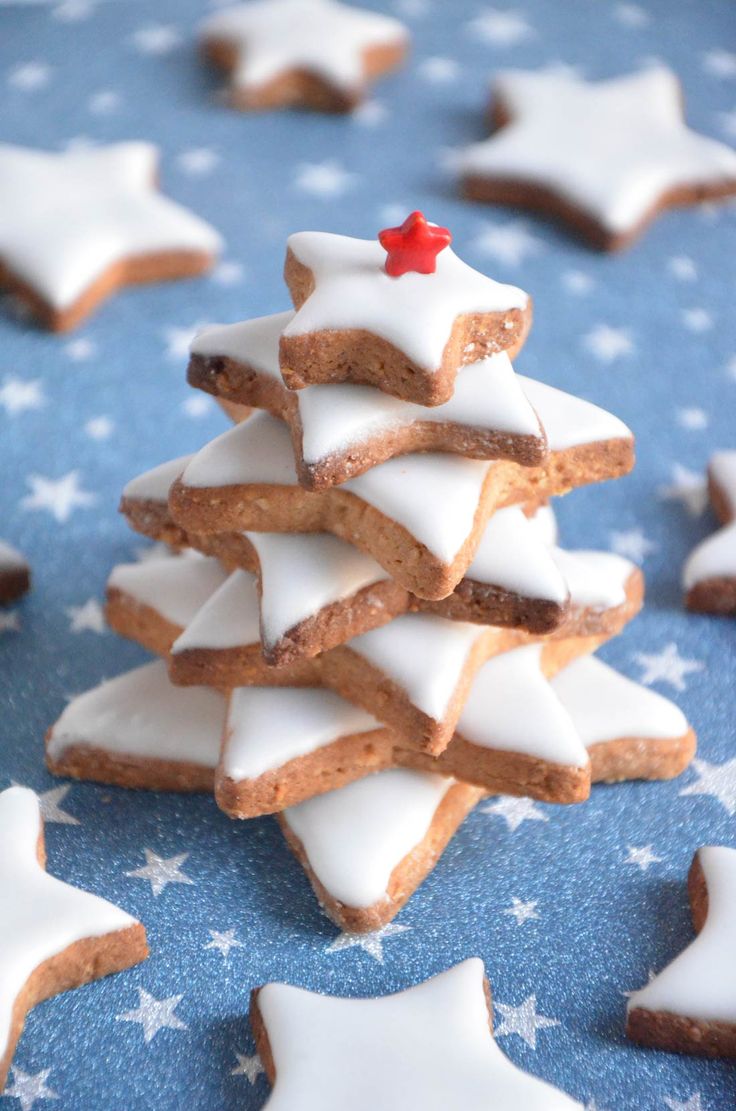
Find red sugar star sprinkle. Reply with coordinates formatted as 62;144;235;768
378;211;452;277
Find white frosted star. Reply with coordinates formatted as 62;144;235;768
465;8;534;46
609;527;657;564
417;56;459;83
562;269;594;295
211;259;245;286
680;758;736;816
473;219;543;266
664;1094;704;1111
125;849;194;896
64;337;97;361
66;598;106;634
482;795;549;832
668;255;697;281
231;1051;265;1084
294;160;357;199
205;928;244;959
327;923;410;963
7;62;53;92
682;307;714;333
116;988;187;1043
176;148;220;176
582;324;634;363
676;407;708;430
613;3;650;27
3;1066;58;1111
87;89;120;115
503;897;540;925
21;471;96;524
625;845;662;871
0;376;45;415
85;415;114;441
182;395;213;418
703;49;736;78
633;643;704;692
133;542;172;563
494;994;560;1049
0;611;20;634
130;24;181;55
658;463;708;516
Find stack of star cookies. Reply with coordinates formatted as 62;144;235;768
46;216;696;933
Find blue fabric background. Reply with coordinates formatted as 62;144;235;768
1;1;735;1107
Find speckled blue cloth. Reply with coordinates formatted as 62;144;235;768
1;1;735;1108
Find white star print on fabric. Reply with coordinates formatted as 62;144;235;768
668;255;697;280
34;784;80;826
130;24;181;56
87;89;121;115
0;611;20;634
417;56;459;83
7;63;53;92
211;260;245;286
473;220;543;265
682;307;714;333
703;49;736;78
504;897;540;925
658;463;709;516
205;929;244;959
562;269;594;295
293;160;357;199
53;0;94;22
680;758;736;816
176;148;220;177
125;849;194;897
182;395;213;418
162;323;208;362
64;337;97;361
0;377;45;416
613;3;650;27
676;408;708;430
352;100;389;127
326;923;410;963
482;796;549;832
633;643;704;692
609;527;657;564
85;416;114;441
21;472;96;524
66;598;106;634
624;845;662;872
116;989;187;1044
231;1052;265;1084
582;324;634;363
494;995;560;1049
2;1065;59;1111
664;1095;704;1111
465;8;534;45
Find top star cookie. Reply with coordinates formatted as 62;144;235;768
459;67;736;250
0;142;222;331
200;0;408;113
279;224;531;405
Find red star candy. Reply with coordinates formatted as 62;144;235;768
378;211;452;277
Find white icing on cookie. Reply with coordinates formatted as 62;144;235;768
257;958;582;1109
123;454;193;504
683;450;736;590
284;231;528;372
459;68;736;235
246;531;389;652
0;540;27;574
0;786;140;1067
552;655;688;746
519;376;631;450
191;311;292;379
108;552;228;629
551;549;632;610
47;660;225;767
0;143;221;309
179;411;296;489
171;569;261;653
224;687;379;781
627;846;736;1025
464;506;568;603
201;0;407;95
345;613;481;721
525;504;559;547
282;768;453;908
457;645;587;767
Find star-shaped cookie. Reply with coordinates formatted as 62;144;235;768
0;143;222;330
0;541;30;605
459;67;736;250
0;786;148;1088
683;451;736;615
250;959;581;1108
200;0;408;113
627;846;736;1057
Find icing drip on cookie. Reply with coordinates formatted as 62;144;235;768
201;0;407;93
47;661;225;767
256;959;582;1108
191;311;292;379
122;454;194;504
459;68;736;235
0;787;140;1065
518;376;631;450
551;550;631;610
0;143;221;308
282;768;453;907
108;552;228;629
464;506;568;603
171;569;261;653
552;655;689;746
283;231;528;372
225;687;379;781
627;846;736;1025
